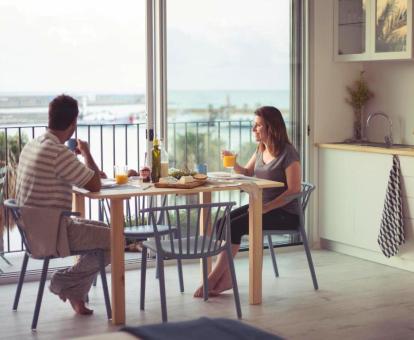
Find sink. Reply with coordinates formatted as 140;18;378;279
339;141;414;149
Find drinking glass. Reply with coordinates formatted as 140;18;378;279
114;165;128;184
222;151;236;174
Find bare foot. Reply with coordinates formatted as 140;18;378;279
193;277;220;298
209;271;233;295
69;299;94;315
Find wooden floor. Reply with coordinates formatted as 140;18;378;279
1;249;414;340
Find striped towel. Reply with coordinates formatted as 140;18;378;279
377;155;405;258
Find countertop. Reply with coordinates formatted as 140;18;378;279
317;143;414;157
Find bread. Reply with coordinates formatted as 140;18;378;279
178;175;195;184
193;173;207;181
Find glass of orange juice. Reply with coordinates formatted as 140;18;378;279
114;165;128;184
222;151;236;173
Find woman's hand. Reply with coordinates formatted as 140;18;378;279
221;149;236;158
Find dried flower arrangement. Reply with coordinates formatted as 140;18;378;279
345;71;374;141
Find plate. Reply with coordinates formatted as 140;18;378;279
101;179;117;188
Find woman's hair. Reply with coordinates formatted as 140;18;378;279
254;106;291;156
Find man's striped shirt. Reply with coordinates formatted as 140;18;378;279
16;132;94;210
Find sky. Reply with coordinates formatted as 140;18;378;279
0;0;290;94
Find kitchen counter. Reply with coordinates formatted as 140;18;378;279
317;143;414;156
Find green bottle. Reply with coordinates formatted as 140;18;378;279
151;138;161;183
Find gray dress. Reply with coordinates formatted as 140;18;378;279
254;143;300;215
228;143;301;245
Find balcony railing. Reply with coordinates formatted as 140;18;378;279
1;121;257;254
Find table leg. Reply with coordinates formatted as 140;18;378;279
110;198;126;325
72;193;85;218
249;188;263;305
199;192;212;275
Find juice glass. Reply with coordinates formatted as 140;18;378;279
222;152;236;172
114;165;128;184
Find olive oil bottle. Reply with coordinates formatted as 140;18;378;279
151;138;161;183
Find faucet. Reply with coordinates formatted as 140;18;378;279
366;112;393;147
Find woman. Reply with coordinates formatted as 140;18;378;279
194;106;301;297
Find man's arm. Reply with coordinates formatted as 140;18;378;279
77;140;102;192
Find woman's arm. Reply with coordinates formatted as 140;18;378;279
262;161;301;213
234;153;256;176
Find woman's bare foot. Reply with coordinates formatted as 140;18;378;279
209;271;233;295
69;299;94;315
193;276;221;298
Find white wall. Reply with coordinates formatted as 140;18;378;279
363;62;414;145
310;0;414;145
310;0;362;144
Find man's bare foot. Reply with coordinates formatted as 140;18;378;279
69;299;94;315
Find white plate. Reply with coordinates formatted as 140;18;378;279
101;178;117;188
207;171;231;178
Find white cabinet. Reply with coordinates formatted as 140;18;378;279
319;148;391;250
318;147;414;271
334;0;413;61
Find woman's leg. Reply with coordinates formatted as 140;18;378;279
193;206;249;297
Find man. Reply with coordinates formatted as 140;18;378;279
16;94;110;315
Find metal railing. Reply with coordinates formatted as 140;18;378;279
1;120;256;254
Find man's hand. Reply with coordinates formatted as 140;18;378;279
76;139;91;157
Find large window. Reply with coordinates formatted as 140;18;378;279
0;0;146;126
166;0;292;171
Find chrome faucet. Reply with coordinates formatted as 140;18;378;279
366;112;393;147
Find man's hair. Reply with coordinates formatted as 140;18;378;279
48;94;79;131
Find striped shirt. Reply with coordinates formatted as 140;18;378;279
16;132;94;210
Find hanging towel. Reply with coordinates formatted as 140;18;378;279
377;155;405;258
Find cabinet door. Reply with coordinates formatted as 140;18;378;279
370;0;412;60
334;0;370;61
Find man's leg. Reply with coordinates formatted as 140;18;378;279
49;218;110;314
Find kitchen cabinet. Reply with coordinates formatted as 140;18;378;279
318;146;414;271
334;0;413;61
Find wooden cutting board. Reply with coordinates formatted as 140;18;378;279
154;179;207;189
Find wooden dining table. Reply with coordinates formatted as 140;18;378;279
72;177;283;325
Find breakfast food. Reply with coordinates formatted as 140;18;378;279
178;175;195;184
159;176;178;184
193;173;207;181
169;168;197;179
127;169;139;177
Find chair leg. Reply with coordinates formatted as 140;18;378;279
92;274;97;287
202;258;208;301
140;247;147;311
300;227;319;290
32;258;49;331
13;253;29;311
155;253;159;279
177;259;184;293
225;246;242;319
267;235;279;278
98;251;112;320
156;256;168;322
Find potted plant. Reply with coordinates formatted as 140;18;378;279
345;71;374;141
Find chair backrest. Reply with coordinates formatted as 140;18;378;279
301;182;315;212
147;201;236;259
101;195;168;226
3;198;32;254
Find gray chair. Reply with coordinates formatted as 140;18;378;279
99;195;185;292
4;199;112;331
140;201;241;322
264;182;318;290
